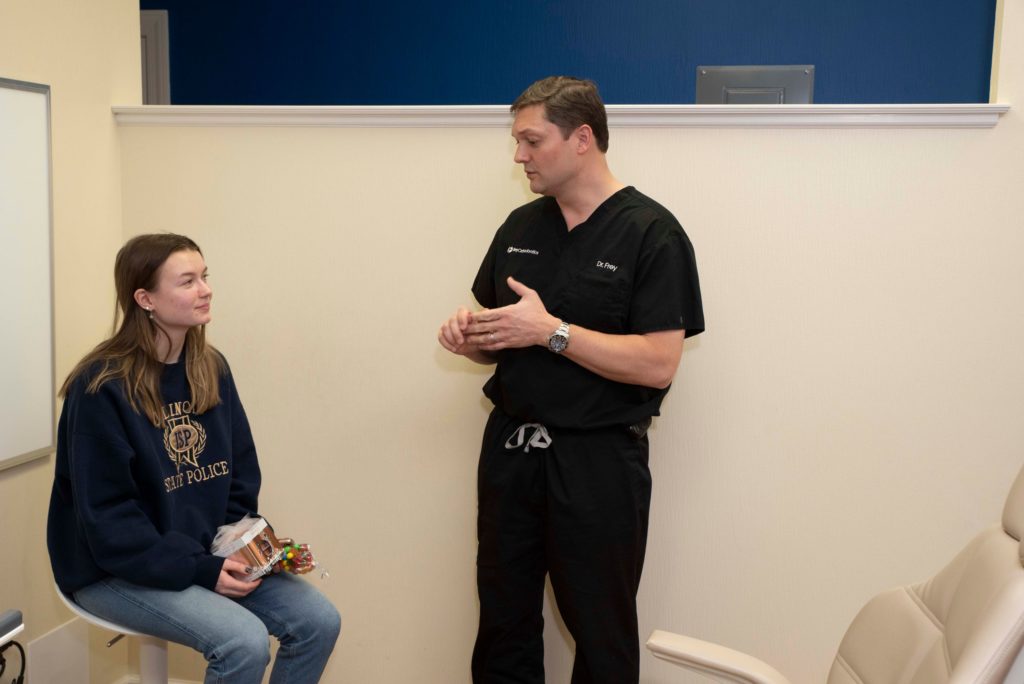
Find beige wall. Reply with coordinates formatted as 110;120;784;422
117;9;1023;684
2;1;1020;683
0;0;141;682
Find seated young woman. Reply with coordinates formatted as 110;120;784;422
48;233;340;683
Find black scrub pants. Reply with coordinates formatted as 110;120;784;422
472;408;652;684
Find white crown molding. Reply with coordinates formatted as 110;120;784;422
111;103;1010;129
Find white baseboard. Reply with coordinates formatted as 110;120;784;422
111;678;199;684
27;617;88;684
28;617;200;684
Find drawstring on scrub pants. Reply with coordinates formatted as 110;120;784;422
504;423;551;452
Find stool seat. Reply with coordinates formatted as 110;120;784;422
54;583;169;684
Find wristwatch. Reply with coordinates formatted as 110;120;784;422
548;321;570;353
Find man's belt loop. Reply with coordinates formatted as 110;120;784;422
627;417;652;440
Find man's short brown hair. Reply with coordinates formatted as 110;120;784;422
511;76;610;153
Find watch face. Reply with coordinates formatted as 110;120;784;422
549;334;568;353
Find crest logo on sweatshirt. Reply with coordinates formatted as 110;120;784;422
162;400;208;471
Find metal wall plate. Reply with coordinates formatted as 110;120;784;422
697;65;815;104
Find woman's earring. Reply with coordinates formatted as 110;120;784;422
147;308;154;320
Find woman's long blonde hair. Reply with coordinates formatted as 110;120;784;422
60;233;225;426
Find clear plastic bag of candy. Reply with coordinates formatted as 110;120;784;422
211;515;324;581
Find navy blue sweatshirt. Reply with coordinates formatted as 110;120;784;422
48;355;261;595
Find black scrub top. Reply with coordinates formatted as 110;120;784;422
472;186;704;430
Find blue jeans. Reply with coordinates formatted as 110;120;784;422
74;574;340;684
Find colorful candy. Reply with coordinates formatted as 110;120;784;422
272;539;317;575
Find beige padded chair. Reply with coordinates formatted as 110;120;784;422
647;464;1024;684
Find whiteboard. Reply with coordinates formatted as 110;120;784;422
0;78;54;470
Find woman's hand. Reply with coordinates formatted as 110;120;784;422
214;558;261;598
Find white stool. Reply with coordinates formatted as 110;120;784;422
55;584;169;684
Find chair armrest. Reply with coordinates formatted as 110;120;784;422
0;609;24;647
646;629;791;684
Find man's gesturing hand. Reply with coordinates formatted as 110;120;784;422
438;306;476;355
465;277;560;351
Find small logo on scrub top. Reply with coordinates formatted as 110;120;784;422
508;246;539;255
596;260;618;272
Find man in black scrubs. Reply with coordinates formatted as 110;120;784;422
438;76;704;684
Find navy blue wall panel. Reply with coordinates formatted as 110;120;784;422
139;1;998;105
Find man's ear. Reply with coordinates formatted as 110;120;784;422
574;124;594;153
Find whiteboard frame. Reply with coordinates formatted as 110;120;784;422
0;77;55;471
